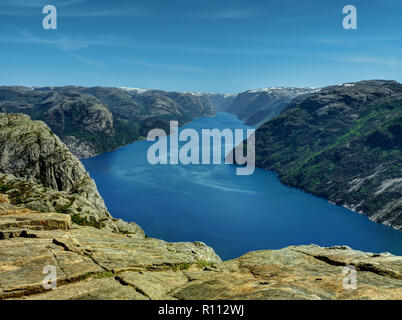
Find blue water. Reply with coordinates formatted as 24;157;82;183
82;112;402;260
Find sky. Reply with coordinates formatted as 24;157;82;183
0;0;401;93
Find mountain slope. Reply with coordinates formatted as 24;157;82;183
187;92;236;112
226;87;316;126
253;80;402;230
0;86;216;158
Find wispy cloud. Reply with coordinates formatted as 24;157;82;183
0;3;146;18
0;30;310;62
0;30;103;65
0;0;85;16
125;59;202;72
334;56;402;68
1;0;83;7
62;10;129;17
0;30;91;50
0;29;299;58
68;52;104;66
62;6;148;18
312;36;402;45
191;9;261;19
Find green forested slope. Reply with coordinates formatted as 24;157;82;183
254;80;402;230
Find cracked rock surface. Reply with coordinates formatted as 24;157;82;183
0;198;400;300
0;113;143;236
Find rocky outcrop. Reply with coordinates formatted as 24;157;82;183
62;136;98;159
0;196;221;299
252;80;402;230
43;99;115;158
0;113;143;235
0;199;400;300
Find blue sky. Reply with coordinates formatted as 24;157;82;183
0;0;401;92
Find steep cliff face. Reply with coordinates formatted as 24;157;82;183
253;80;402;230
42;97;115;159
0;113;143;235
226;87;316;126
0;86;216;158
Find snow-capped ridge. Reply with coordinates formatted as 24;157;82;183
120;87;149;93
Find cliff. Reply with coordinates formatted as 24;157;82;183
253;80;402;230
0;113;143;235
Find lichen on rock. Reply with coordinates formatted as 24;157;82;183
0;113;143;236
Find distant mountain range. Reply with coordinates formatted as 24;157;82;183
226;87;317;126
0;86;216;158
0;85;314;158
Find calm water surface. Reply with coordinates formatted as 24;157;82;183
82;113;402;260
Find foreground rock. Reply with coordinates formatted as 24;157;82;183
0;114;143;236
0;198;221;299
0;199;400;300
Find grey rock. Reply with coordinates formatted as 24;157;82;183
226;87;317;126
0;114;144;237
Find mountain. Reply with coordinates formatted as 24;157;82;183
187;92;237;112
252;80;402;230
0;86;215;158
0;85;318;159
0;113;144;235
226;87;317;126
0;111;401;300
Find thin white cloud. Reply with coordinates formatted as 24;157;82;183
0;30;104;65
62;10;129;17
190;9;262;19
312;36;402;45
1;0;83;7
125;59;202;72
69;52;104;66
0;4;147;18
0;30;300;58
334;56;402;68
0;30;91;50
61;6;148;18
8;30;283;55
